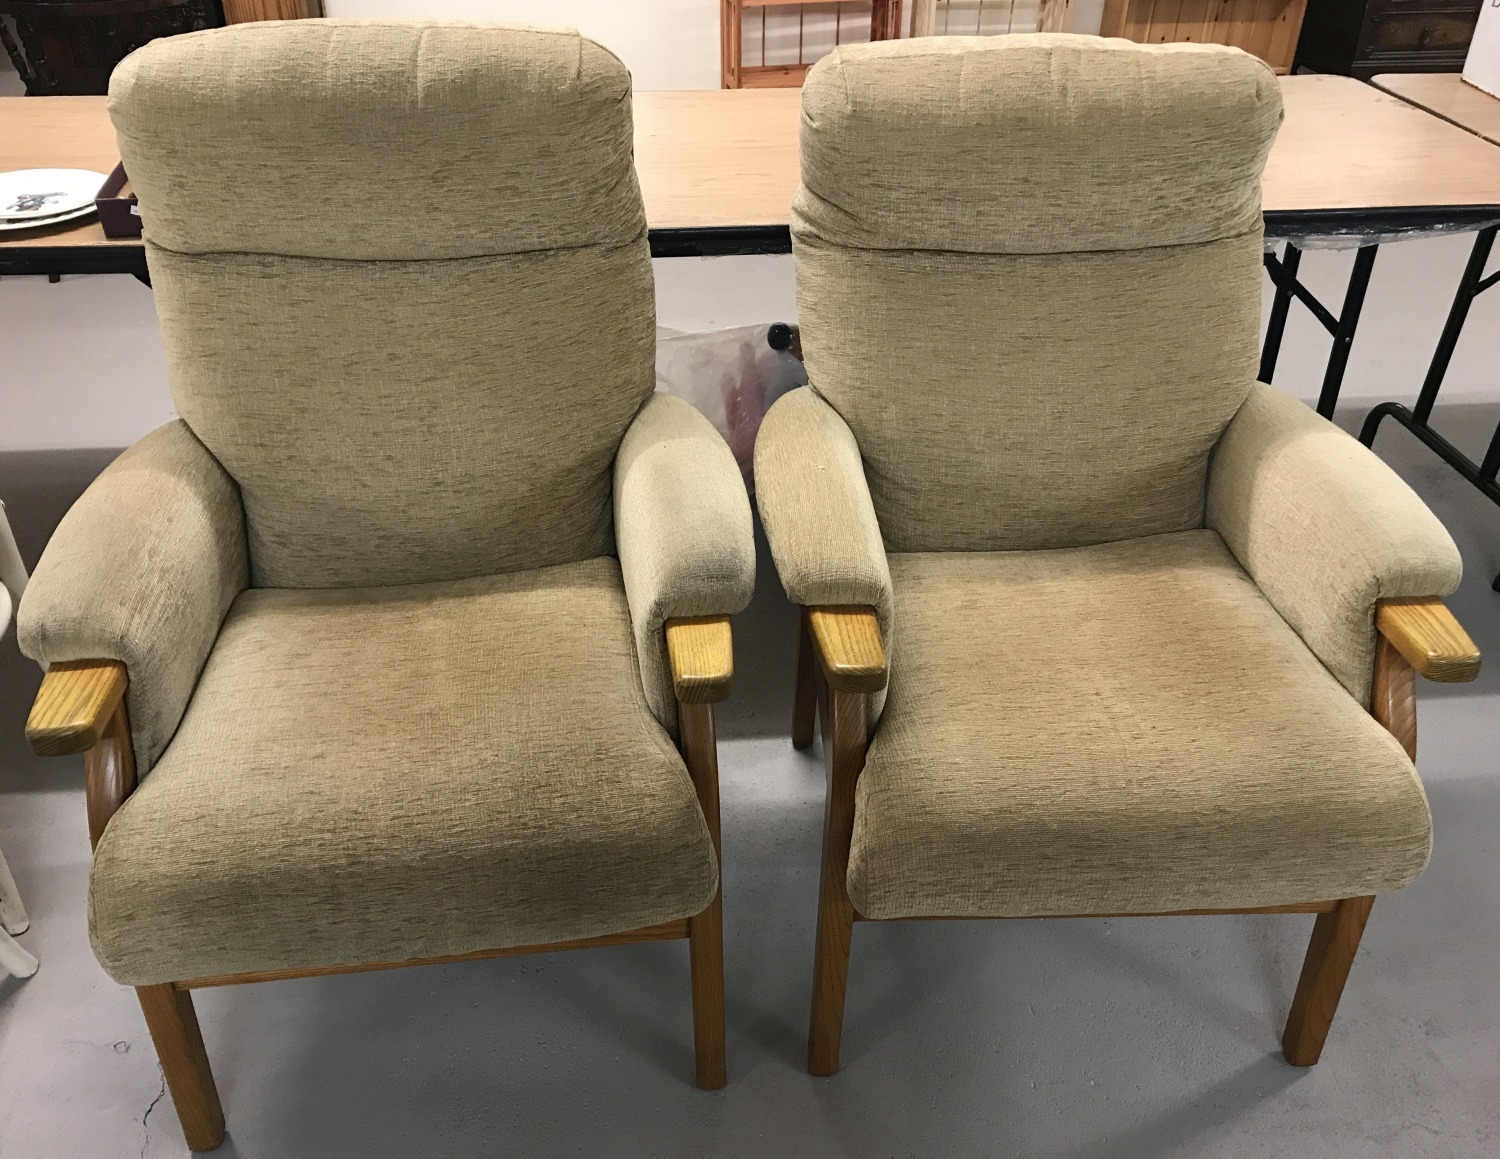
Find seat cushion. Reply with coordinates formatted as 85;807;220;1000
848;532;1432;919
89;559;717;985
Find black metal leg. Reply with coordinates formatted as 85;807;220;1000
1315;244;1379;419
1260;243;1301;384
1413;226;1498;426
1358;226;1500;590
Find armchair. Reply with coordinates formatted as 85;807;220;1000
19;22;754;1150
755;35;1480;1077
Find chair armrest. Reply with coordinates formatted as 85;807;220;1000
754;388;894;643
26;660;128;756
1207;383;1462;705
615;394;755;728
1376;598;1480;683
808;606;887;694
18;421;248;772
666;616;734;704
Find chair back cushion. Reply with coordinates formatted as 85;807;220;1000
110;21;654;587
793;35;1282;552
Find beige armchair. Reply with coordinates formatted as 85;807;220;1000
755;35;1481;1077
19;22;754;1150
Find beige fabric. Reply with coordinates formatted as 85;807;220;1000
17;422;247;772
1208;383;1463;706
794;233;1264;552
753;388;893;633
147;244;654;588
109;22;643;260
849;533;1432;919
798;36;1281;255
614;394;756;730
112;23;655;588
792;37;1277;553
89;559;718;985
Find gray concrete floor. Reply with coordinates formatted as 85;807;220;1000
1;404;1498;1157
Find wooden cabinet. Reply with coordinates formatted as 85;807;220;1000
1295;0;1483;78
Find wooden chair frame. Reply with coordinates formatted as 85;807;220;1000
26;616;734;1151
792;597;1480;1076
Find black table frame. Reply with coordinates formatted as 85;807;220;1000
1359;224;1500;590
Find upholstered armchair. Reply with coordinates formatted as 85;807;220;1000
19;23;754;1150
755;36;1480;1077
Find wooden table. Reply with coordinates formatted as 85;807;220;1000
1370;74;1500;147
1366;74;1500;589
8;75;1500;275
6;75;1500;418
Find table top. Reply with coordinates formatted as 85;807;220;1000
1371;73;1500;148
6;73;1500;266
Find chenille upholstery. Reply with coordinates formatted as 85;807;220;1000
755;35;1461;918
19;22;754;985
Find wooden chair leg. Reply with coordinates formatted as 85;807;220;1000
679;702;728;1090
1281;895;1376;1066
808;687;867;1076
792;608;818;750
136;984;226;1151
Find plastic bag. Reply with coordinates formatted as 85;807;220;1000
656;323;806;483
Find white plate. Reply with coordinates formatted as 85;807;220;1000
0;202;98;233
0;168;108;220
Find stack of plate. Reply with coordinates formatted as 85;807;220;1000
0;169;108;233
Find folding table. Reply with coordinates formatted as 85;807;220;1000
1367;73;1500;590
6;76;1500;414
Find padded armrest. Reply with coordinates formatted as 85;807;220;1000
18;421;249;772
753;388;893;643
614;393;755;728
1206;383;1462;705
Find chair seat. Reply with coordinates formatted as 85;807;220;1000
848;531;1431;919
90;558;717;985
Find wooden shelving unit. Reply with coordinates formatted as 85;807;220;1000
721;0;903;88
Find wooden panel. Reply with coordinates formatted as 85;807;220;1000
222;0;321;21
85;702;137;850
1374;73;1500;147
666;616;735;705
1116;0;1307;71
1372;634;1418;760
856;901;1340;920
179;919;691;988
808;606;887;694
26;659;127;756
738;63;813;87
1264;0;1311;71
1376;597;1481;682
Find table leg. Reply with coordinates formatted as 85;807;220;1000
1259;241;1379;419
1259;242;1301;385
1315;244;1379;419
1359;226;1500;590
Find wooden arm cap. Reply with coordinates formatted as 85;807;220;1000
26;660;129;756
809;606;887;694
1376;598;1480;683
666;616;734;705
